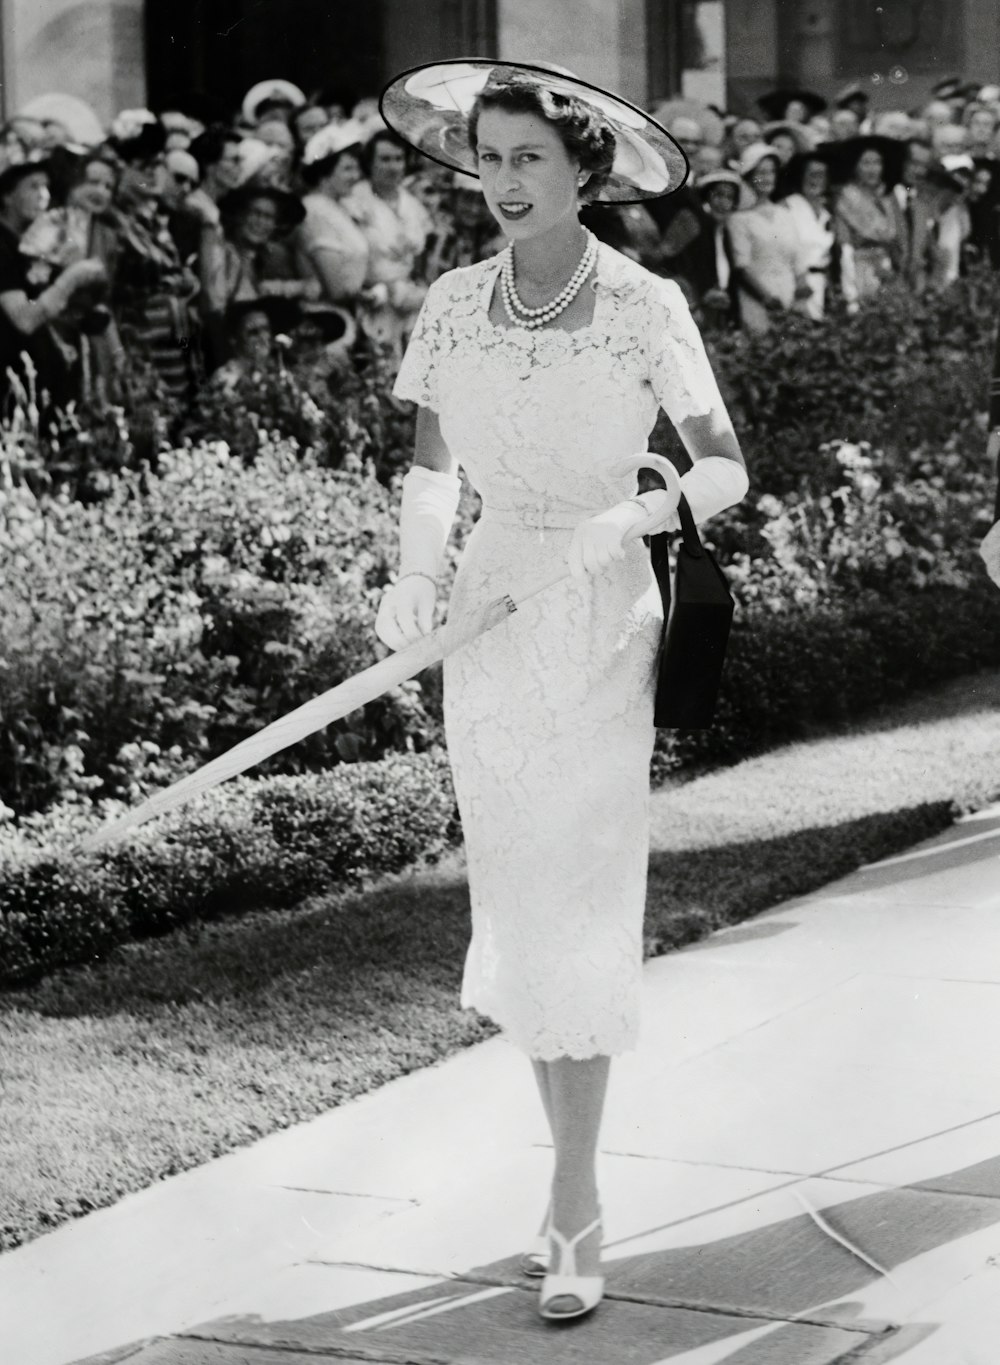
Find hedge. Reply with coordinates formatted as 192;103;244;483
0;751;457;987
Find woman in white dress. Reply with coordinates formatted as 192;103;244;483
727;141;812;334
375;61;748;1322
292;120;370;310
778;151;836;319
348;129;432;358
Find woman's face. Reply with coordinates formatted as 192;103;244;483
294;106;330;145
968;110;998;146
475;107;581;242
235;308;273;365
69;160;116;215
784;98;809;124
212;141;244;193
8;171;50;226
731;120;762;154
801;159;829;199
237;194;280;247
370;139;407;195
748;156;778;201
120;156;167;201
855;149;884;188
322;150;362;200
706;183;738;219
769;133;796;165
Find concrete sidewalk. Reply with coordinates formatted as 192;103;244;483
4;805;1000;1365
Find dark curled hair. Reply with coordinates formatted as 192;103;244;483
467;73;616;202
301;142;362;187
359;128;410;177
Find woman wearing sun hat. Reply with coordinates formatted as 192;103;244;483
727;141;812;333
374;59;748;1322
292;119;371;314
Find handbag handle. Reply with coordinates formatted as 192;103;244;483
675;493;704;558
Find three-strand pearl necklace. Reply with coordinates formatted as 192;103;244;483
500;230;598;330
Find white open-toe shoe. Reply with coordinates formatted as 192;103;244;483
538;1216;604;1321
519;1205;551;1277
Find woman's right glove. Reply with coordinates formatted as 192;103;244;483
375;464;461;651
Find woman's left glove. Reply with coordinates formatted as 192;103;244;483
568;487;678;580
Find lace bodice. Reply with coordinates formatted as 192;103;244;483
393;243;722;512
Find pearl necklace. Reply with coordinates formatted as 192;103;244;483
500;231;598;330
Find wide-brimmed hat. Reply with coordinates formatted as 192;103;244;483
378;59;689;202
17;93;104;149
763;120;817;155
107;109;167;164
219;177;305;233
835;82;869;111
820;134;907;187
242;79;306;126
695;168;753;209
0;141;49;198
776;146;839;197
297;301;355;346
226;294;301;336
301;118;366;169
737;141;783;178
758;88;827;122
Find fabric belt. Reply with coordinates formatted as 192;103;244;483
480;502;610;532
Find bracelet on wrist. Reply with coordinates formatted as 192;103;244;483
396;571;437;586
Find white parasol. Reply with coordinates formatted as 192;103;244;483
81;458;681;854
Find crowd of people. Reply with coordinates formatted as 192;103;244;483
0;71;998;428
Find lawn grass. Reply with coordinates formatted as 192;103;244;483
3;667;1000;1254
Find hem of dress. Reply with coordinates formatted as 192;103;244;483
461;996;638;1062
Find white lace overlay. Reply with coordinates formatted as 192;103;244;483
393;245;718;1060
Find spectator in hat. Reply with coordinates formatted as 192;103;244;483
292;104;331;150
931;155;975;287
293;119;370;311
105;110;201;406
0;134;106;406
190;126;245;205
831;136;904;312
207;293;300;394
829;108;861;142
763;121;814;166
18;144;124;394
723;117;764;169
758;89;826;126
216;177;315;315
253;117;297;188
349;129;432;358
835;82;870;125
290;299;356;399
667;168;745;326
777;151;835;319
963;103;999;161
893;138;944;294
727;142;811;334
241;79;306;130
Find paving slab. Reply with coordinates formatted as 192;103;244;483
189;1269;876;1365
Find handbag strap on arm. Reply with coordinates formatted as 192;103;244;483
676;493;703;557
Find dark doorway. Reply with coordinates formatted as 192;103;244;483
144;0;386;117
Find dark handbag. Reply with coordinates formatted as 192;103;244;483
649;493;735;729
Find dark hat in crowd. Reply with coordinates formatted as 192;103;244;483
0;131;50;199
763;120;816;154
930;75;980;102
776;145;839;196
219;177;306;234
757;88;827;122
835;81;869;112
819;134;907;187
297;301;354;346
107;109;168;164
226;293;301;336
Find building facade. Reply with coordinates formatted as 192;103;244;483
1;0;998;128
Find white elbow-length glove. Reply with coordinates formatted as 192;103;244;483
375;465;461;651
570;454;748;579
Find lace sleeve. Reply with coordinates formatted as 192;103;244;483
645;275;726;426
392;274;448;411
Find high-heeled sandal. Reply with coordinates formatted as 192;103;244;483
519;1205;551;1277
538;1216;604;1321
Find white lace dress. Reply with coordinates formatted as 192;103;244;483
393;243;722;1060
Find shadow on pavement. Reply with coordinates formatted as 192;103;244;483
154;1154;1000;1365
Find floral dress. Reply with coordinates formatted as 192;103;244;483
393;243;724;1059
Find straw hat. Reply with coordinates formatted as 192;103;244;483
242;79;306;126
378;59;689;203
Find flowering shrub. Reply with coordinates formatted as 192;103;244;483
0;438;476;814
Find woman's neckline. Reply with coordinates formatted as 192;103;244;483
479;240;604;338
